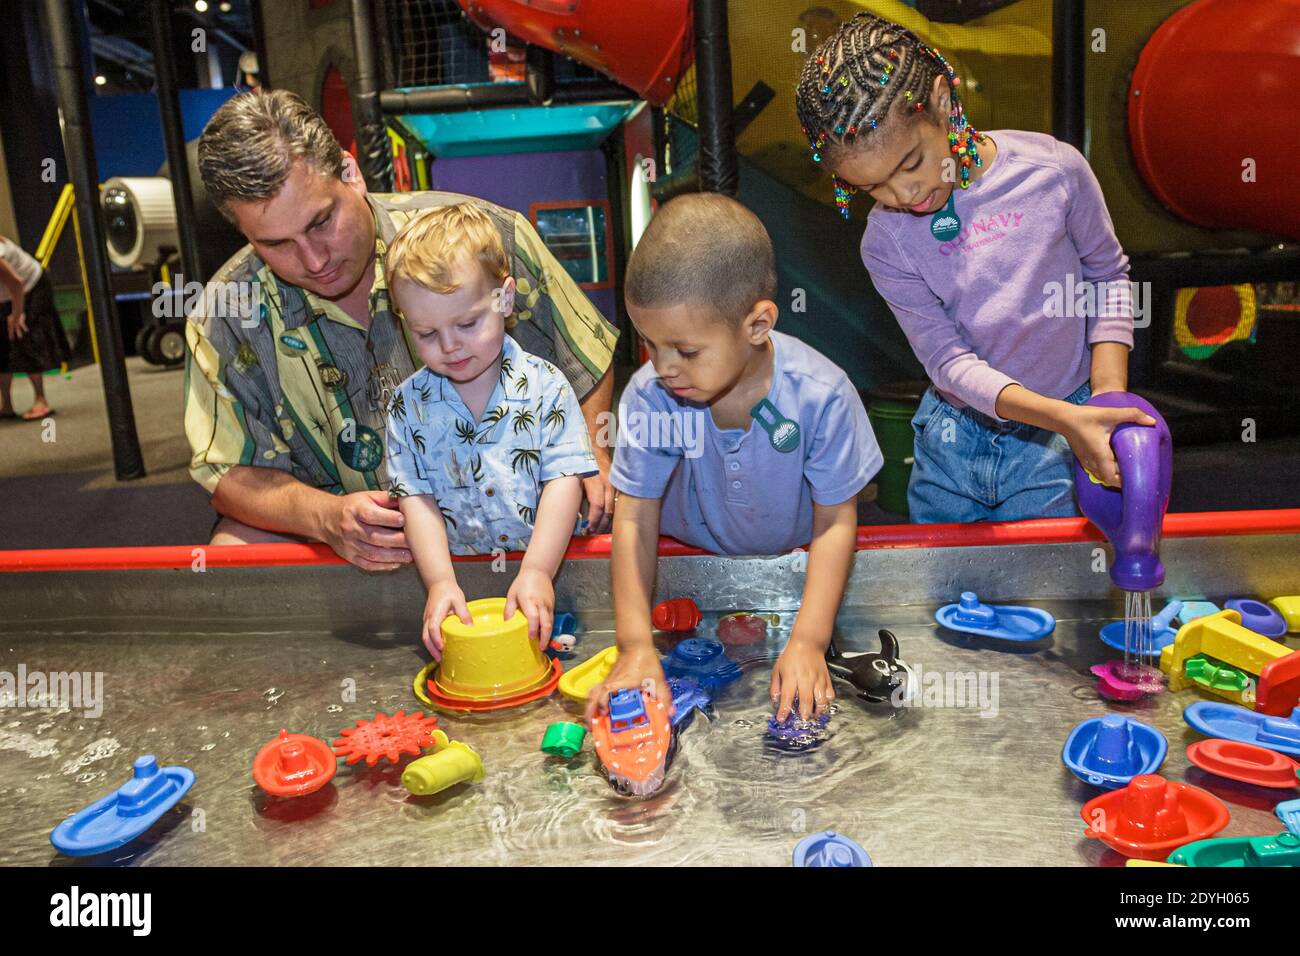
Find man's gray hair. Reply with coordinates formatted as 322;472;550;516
198;89;345;220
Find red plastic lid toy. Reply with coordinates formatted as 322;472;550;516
253;729;338;797
1081;773;1230;861
1187;739;1300;789
717;613;768;645
332;711;440;766
424;657;563;713
653;598;701;632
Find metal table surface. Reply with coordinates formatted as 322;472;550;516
2;591;1292;867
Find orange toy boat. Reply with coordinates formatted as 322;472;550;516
590;688;673;797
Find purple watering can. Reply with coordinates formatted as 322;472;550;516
1072;392;1172;592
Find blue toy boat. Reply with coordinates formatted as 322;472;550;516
1175;599;1220;623
666;677;711;729
935;592;1055;642
1183;702;1300;757
1098;600;1183;656
661;638;742;690
50;755;195;857
1062;714;1168;789
792;831;872;867
1276;798;1300;837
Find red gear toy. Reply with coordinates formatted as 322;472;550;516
332;711;440;767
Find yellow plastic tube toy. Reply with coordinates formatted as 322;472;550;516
401;730;485;797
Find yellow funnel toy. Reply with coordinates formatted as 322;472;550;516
401;730;485;796
1160;610;1293;694
435;597;552;701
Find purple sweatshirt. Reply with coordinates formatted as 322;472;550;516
860;129;1134;420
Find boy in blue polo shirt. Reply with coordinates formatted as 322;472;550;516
384;204;596;658
587;193;882;723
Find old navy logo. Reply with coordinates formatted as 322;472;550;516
751;398;800;453
938;210;1026;256
930;194;960;241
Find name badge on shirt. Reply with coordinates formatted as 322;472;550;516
751;398;800;453
930;193;961;241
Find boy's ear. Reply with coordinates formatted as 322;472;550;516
743;299;778;344
495;276;516;318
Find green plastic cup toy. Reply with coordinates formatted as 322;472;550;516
541;722;587;758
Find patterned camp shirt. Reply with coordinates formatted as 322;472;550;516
184;190;618;495
385;335;597;555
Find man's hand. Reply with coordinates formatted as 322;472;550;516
7;310;27;340
421;579;472;659
1060;404;1156;488
318;490;412;571
505;567;555;650
770;637;836;721
581;453;615;535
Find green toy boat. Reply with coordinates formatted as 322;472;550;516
1168;831;1300;867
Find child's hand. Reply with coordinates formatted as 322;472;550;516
584;644;671;722
506;568;554;651
1061;404;1157;488
422;580;472;660
770;638;835;721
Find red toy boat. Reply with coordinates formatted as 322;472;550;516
1081;773;1230;861
253;730;337;797
1186;739;1300;789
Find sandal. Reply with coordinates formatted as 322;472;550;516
21;406;53;421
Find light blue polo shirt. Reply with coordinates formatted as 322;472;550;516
610;330;881;555
385;335;596;554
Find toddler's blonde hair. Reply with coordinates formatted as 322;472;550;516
385;203;511;309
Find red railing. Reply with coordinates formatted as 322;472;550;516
1;509;1297;573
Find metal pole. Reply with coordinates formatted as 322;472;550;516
249;0;271;88
349;0;393;192
1052;0;1085;150
692;0;738;195
150;0;205;284
41;0;145;479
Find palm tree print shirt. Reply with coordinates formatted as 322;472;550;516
385;335;597;555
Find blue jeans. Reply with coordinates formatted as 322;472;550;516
907;383;1092;523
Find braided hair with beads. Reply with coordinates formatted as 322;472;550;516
795;13;986;219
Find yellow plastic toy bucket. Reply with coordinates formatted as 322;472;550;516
434;597;552;701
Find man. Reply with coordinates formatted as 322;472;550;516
185;90;618;570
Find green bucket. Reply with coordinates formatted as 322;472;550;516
865;381;929;517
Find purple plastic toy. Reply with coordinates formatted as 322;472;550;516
1072;392;1172;592
767;701;831;747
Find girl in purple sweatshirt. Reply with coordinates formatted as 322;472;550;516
795;13;1155;523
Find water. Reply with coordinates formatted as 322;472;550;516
0;602;1285;866
1117;590;1164;694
